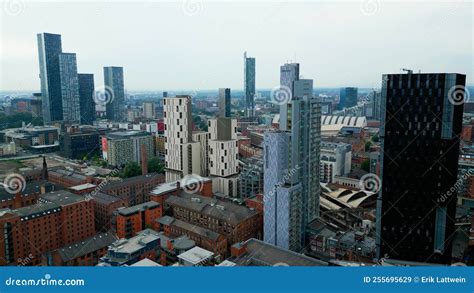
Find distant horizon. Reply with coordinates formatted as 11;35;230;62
1;1;472;91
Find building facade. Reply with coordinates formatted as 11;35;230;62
78;73;96;125
244;52;256;117
104;66;125;122
218;88;231;118
376;73;466;264
58;53;80;122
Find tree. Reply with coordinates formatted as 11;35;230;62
365;141;372;152
361;159;370;172
120;161;141;178
148;157;164;174
371;134;379;143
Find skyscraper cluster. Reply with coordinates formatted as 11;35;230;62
37;32;125;124
264;63;321;251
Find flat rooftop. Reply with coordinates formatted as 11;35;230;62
178;246;214;265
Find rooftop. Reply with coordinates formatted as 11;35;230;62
56;232;117;262
105;130;150;139
178;246;214;265
117;201;160;216
230;238;327;267
90;192;122;205
108;229;160;255
166;192;257;225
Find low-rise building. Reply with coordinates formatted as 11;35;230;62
116;201;162;238
90;192;127;232
228;238;327;266
101;130;155;167
44;232;117;266
177;246;214;266
99;229;160;266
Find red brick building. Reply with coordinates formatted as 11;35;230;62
462;125;474;143
44;232;117;266
48;168;99;188
157;215;227;258
116;201;161;239
164;192;261;249
149;176;213;207
90;192;127;232
101;173;165;206
0;190;95;266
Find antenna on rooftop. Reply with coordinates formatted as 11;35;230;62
400;68;413;74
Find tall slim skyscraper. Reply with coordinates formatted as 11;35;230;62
218;88;231;118
279;63;300;131
244;52;256;117
104;66;125;122
78;73;96;125
264;78;321;252
37;33;63;123
376;72;466;264
338;87;358;110
58;53;80;122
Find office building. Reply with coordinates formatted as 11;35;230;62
244;52;256;117
376;73;466;264
78;73;96;125
239;155;264;198
58;53;80;122
208;117;239;197
264;76;321;252
338;87;358;110
104;66;125;122
279;63;300;131
37;33;63;123
320;142;352;183
101;130;154;167
143;101;156;119
218;88;231;118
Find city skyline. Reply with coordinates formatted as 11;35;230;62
1;1;472;91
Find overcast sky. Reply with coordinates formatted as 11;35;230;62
0;0;472;91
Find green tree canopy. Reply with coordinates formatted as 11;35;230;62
120;161;142;178
148;157;164;174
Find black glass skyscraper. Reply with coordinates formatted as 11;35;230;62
376;72;466;264
37;33;63;123
78;73;96;125
104;66;125;122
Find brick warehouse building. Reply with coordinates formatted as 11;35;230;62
0;190;95;266
116;201;162;238
164;192;261;250
101;173;165;206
